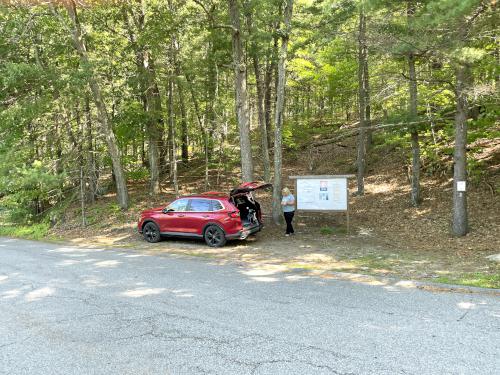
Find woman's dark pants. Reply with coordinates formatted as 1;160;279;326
283;211;295;234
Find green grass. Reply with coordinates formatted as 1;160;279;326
434;272;500;289
320;226;347;235
0;222;50;241
285;263;319;271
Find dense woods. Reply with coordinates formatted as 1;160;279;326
0;0;498;236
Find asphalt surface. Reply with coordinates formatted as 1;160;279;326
0;237;499;375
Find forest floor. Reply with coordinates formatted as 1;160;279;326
42;137;500;289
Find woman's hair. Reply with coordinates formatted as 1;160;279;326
282;187;291;196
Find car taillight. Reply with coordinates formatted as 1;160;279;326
228;211;240;219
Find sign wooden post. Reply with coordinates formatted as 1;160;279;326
289;175;354;233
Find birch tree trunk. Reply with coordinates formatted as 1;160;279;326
452;64;470;236
63;0;128;209
272;0;294;225
228;0;253;182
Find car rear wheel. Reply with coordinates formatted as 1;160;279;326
143;222;161;243
204;225;226;247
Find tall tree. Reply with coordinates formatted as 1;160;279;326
57;0;129;209
246;8;271;182
122;1;164;195
229;0;254;182
356;3;368;195
452;62;471;236
407;0;421;206
272;0;294;225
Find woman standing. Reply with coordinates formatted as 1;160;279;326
281;187;295;236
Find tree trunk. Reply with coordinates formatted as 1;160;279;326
407;1;421;206
84;97;96;204
122;4;161;194
63;0;128;209
171;40;189;164
246;12;271;182
177;77;189;164
185;71;210;189
254;56;271;182
271;0;293;225
363;54;372;147
356;7;368;195
408;53;421;207
168;76;179;196
206;35;217;159
452;64;470;236
145;54;162;195
264;45;276;150
228;0;253;182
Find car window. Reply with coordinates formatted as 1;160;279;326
167;198;189;212
188;199;212;212
212;200;224;211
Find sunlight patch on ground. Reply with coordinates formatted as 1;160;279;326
358;227;374;236
2;288;23;299
241;265;287;277
57;259;81;266
285;275;310;281
61;253;88;257
81;277;108;288
121;287;166;298
93;260;122;268
25;286;55;301
49;246;104;254
457;301;476;309
249;276;279;283
394;280;417;288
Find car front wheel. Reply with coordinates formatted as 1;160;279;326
204;225;226;247
143;222;161;243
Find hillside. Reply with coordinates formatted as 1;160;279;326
45;135;500;288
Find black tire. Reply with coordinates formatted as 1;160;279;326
143;222;161;243
204;225;226;247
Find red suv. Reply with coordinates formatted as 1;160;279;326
138;182;271;247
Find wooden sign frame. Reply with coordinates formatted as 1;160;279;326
289;175;355;233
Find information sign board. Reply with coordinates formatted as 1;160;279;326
296;178;348;211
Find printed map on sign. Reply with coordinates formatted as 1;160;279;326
296;178;348;211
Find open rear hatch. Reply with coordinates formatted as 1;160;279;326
229;182;272;197
230;182;272;229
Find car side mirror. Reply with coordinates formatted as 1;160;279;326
162;208;173;213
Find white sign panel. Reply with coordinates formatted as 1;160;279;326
457;180;466;192
296;178;348;211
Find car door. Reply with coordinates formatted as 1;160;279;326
158;198;189;233
186;198;216;235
